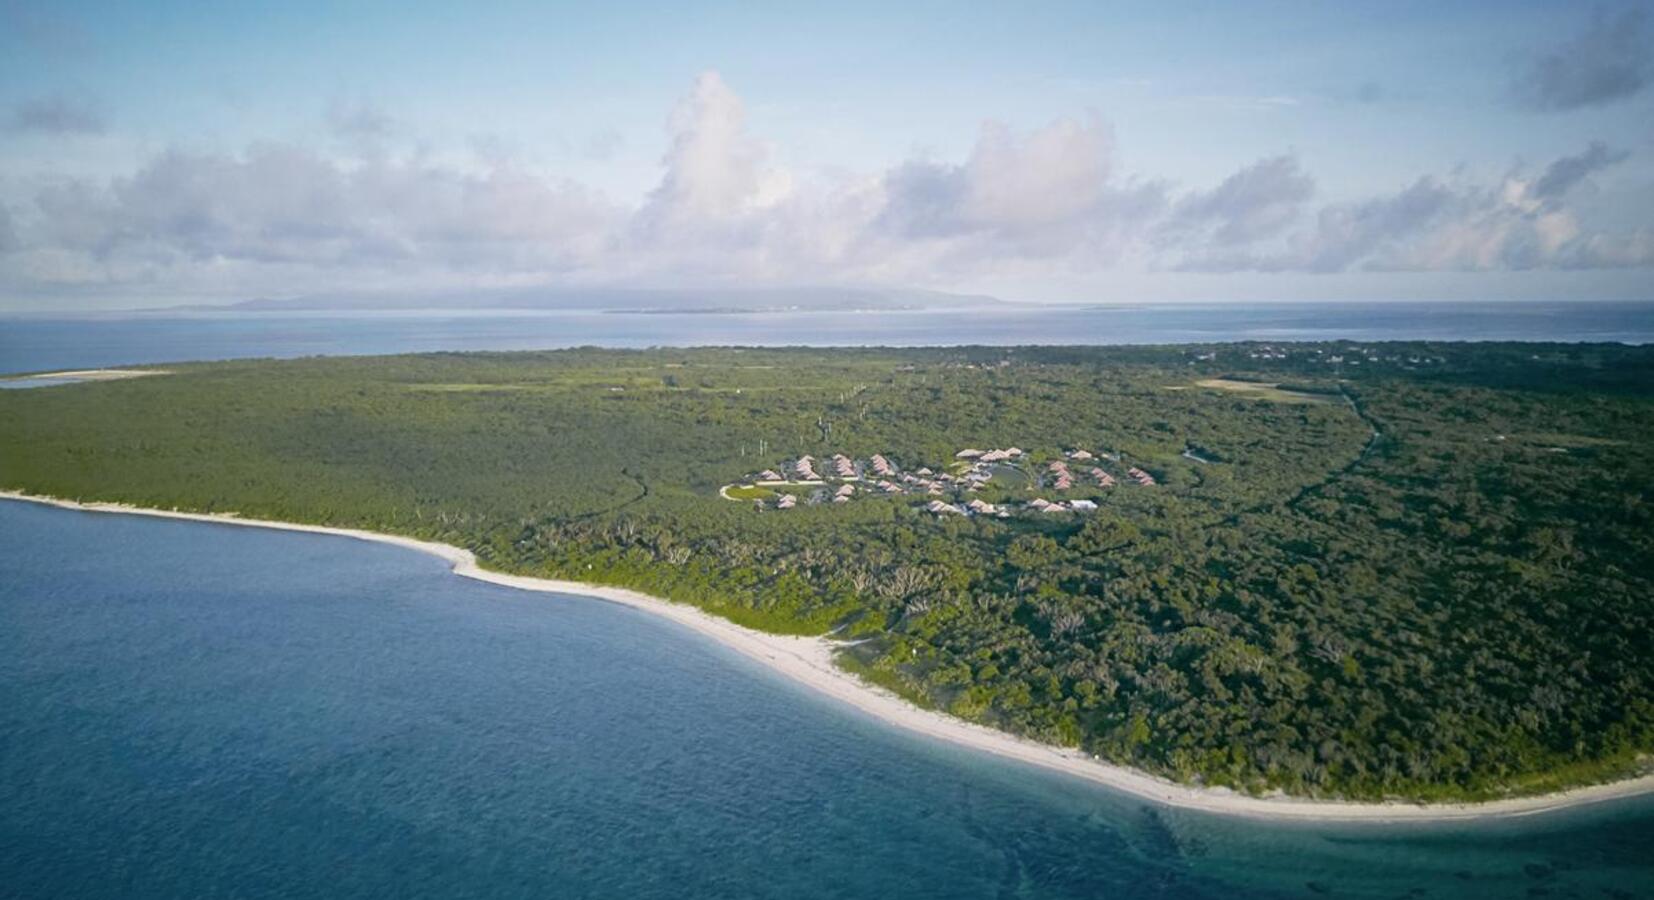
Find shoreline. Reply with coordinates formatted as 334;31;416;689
4;489;1651;822
1;368;169;383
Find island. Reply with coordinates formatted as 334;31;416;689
3;343;1651;812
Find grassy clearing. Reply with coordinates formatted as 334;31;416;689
408;382;546;392
1191;378;1329;404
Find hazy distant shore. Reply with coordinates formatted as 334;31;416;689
4;489;1651;822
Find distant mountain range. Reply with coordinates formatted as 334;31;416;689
220;286;1005;314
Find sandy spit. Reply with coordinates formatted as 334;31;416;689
3;489;1650;822
7;368;170;382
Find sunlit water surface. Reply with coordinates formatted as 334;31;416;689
2;301;1651;375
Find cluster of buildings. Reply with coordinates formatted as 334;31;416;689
955;447;1024;463
745;451;913;510
1027;497;1097;513
739;444;1158;514
759;453;895;484
1047;460;1075;490
925;495;1099;518
1184;344;1443;368
925;497;1015;517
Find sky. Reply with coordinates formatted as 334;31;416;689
1;0;1652;311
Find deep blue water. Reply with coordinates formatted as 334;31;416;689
3;301;1652;374
3;500;1652;899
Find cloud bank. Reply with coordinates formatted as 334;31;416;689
1;70;1649;303
1510;7;1651;111
1180;142;1647;274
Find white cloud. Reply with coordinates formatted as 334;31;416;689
1530;141;1628;204
1166;155;1315;246
4;145;618;293
958;116;1114;235
636;72;786;231
877;116;1114;241
1180;145;1651;273
1;72;1650;303
869;114;1167;278
1510;8;1651;112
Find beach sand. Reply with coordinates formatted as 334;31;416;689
3;489;1649;822
4;368;170;382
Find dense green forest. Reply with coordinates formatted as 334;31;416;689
3;342;1652;802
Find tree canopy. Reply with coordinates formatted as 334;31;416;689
4;342;1651;802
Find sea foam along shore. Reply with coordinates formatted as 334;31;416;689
4;489;1651;822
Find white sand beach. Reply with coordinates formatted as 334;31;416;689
14;368;168;380
3;489;1650;822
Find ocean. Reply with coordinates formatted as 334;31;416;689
2;500;1651;899
2;300;1652;375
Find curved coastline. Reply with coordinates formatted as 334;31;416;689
4;489;1650;822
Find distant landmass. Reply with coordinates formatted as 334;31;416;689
219;286;1005;315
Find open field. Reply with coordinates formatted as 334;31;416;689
1190;378;1332;403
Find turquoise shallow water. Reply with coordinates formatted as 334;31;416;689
2;499;1652;899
